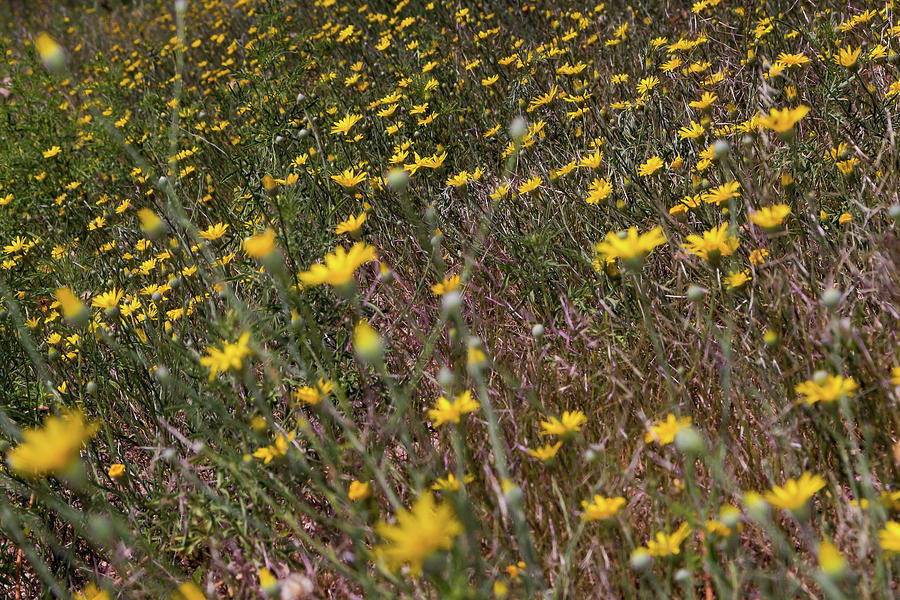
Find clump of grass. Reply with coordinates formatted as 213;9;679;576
1;0;900;598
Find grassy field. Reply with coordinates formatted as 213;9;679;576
1;0;900;598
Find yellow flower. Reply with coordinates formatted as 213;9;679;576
761;105;809;133
593;226;666;265
91;288;124;311
137;208;163;233
638;155;664;176
836;45;861;68
253;431;295;464
818;540;847;577
585;178;613;205
517;175;543;195
428;390;480;426
763;472;826;511
749;248;769;266
55;287;87;321
724;269;751;290
525;442;562;462
689;91;717;110
199;222;229;240
331;168;367;188
581;495;626;521
678;121;705;139
349;480;371;501
199;332;253;381
108;463;126;479
43;145;62;158
299;242;377;287
795;374;858;405
701;181;741;205
74;583;109;600
839;212;852;224
353;319;384;361
243;228;277;258
335;212;367;235
682;224;740;262
878;521;900;555
331;113;363;135
175;582;205;600
539;410;587;437
645;414;692;445
293;378;333;406
643;522;692;556
432;473;474;492
6;409;99;478
375;493;463;576
35;32;64;70
750;204;791;229
431;274;461;295
579;149;603;169
891;366;900;386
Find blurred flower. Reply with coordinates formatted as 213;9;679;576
74;584;109;600
428;391;480;427
581;494;626;521
594;226;666;265
299;242;377;287
432;473;474;491
375;493;463;576
6;409;99;478
539;410;587;437
253;432;296;464
199;332;252;380
526;442;562;462
431;274;461;295
878;521;900;555
349;480;371;501
107;463;126;479
749;204;791;229
642;522;692;556
795;374;857;405
645;414;692;446
763;472;826;512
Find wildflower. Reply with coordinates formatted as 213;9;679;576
839;212;852;224
892;366;900;386
349;480;371;501
299;242;377;287
638;156;664;176
579;149;603;169
795;374;858;405
6;409;99;478
199;332;253;380
331;113;363;135
585;178;613;205
643;522;692;556
724;269;751;290
293;378;333;406
35;32;65;71
878;521;900;555
689;91;717;110
701;181;741;205
375;493;463;576
526;442;562;462
353;320;384;362
137;208;164;237
74;584;109;600
243;228;278;259
335;212;367;235
763;472;826;512
108;463;126;479
593;226;666;266
253;431;295;464
750;204;791;229
836;45;861;68
645;414;692;446
331;168;367;188
682;224;740;263
43;145;62;158
55;287;87;322
428;391;480;427
91;288;124;311
517;175;543;195
581;495;626;521
431;274;461;295
749;248;769;266
678;121;705;139
818;540;847;578
761;105;809;134
539;410;587;437
199;222;229;240
432;473;474;492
